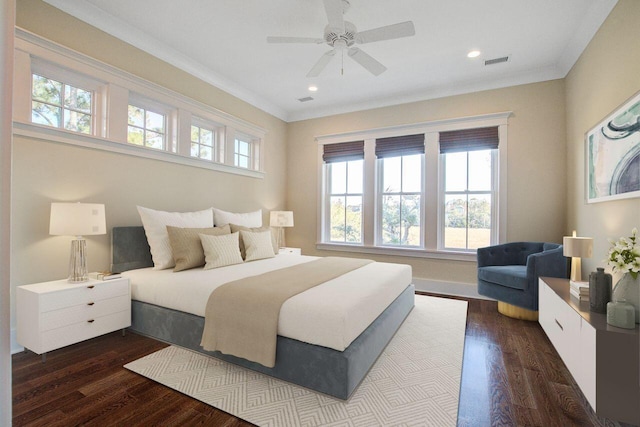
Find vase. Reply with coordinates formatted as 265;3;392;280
589;268;612;313
612;273;640;323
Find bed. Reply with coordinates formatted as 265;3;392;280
112;226;415;400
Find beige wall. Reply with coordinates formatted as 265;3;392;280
11;0;288;327
286;80;567;284
565;0;640;279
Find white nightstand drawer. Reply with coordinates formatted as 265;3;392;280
40;280;129;312
40;310;130;353
40;295;130;331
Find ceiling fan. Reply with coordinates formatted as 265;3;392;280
267;0;415;77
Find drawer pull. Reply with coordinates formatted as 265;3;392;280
87;285;95;289
87;302;95;306
87;319;95;323
555;319;563;331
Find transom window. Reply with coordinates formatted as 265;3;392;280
127;104;166;150
191;123;216;161
234;137;251;169
31;73;92;134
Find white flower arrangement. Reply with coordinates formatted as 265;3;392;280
606;228;640;280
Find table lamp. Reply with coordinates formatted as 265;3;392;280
50;202;106;282
270;211;294;249
563;231;593;284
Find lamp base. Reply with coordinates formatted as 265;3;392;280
68;238;88;283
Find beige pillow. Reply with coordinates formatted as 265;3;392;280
240;230;276;262
200;232;244;270
230;224;278;259
213;208;262;227
167;225;231;272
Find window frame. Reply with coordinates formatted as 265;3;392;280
316;113;510;261
190;117;222;163
13;29;266;179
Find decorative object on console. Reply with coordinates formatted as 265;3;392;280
569;280;589;301
607;228;640;323
269;210;294;249
563;231;593;285
588;267;611;313
49;202;106;282
607;299;636;329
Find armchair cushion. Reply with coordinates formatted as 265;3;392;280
478;265;527;290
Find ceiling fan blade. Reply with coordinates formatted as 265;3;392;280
355;21;416;44
307;50;336;77
323;0;345;32
348;47;387;76
267;36;324;44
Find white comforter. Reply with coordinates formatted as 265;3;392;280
123;255;412;351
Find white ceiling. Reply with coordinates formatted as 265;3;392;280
43;0;618;122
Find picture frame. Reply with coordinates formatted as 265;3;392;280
586;90;640;203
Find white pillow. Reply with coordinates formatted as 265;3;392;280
200;232;244;270
213;208;262;228
240;230;276;262
137;206;214;270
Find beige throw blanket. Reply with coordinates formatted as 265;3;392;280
200;257;373;367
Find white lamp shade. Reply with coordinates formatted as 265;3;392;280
563;236;593;258
270;211;294;227
50;203;107;236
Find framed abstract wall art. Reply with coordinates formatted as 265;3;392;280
586;91;640;203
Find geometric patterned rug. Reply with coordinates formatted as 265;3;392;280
125;295;468;427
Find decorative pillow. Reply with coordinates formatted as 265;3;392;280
230;224;279;259
200;232;244;270
137;206;214;270
167;225;231;272
213;208;262;228
240;230;276;262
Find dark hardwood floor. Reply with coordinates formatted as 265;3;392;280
11;295;633;426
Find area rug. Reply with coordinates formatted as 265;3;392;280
125;295;468;426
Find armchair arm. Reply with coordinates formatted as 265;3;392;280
526;245;569;285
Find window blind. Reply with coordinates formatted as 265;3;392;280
375;134;425;158
322;140;365;163
439;126;499;153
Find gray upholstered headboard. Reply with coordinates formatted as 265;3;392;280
111;226;153;273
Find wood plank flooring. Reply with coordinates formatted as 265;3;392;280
12;294;634;426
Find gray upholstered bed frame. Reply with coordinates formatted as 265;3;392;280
111;226;414;400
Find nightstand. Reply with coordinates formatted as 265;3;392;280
17;277;131;362
278;247;301;255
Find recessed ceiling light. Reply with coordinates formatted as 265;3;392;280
308;85;318;92
467;50;481;58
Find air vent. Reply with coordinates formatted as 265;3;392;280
298;96;314;102
484;56;509;66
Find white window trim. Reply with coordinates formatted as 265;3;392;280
13;28;266;179
316;112;511;261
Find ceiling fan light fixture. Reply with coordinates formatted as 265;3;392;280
308;85;318;92
467;50;481;58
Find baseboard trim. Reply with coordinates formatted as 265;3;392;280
11;328;24;355
413;278;494;301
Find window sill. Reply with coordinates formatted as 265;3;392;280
315;242;477;262
13;121;265;179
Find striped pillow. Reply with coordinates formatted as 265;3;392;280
240;230;276;262
200;232;244;270
167;224;231;272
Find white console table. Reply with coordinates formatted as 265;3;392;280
539;277;639;425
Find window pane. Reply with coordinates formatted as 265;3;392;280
383;156;401;193
401;195;421;246
201;129;213;146
468;194;491;249
191;125;200;142
347;160;363;193
239;140;249;156
146;131;163;149
382;195;401;244
127;126;144;145
63;109;91;134
444;194;467;249
468;150;492;191
200;145;212;160
191;142;199;157
236;154;249;168
146;110;164;133
330;162;346;194
402;154;422;193
32;74;61;104
345;196;362;243
31;102;61;127
330;196;346;241
445;152;467;191
64;85;91;113
128;105;144;127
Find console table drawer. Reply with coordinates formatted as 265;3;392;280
539;281;581;369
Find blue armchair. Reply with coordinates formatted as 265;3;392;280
477;242;569;319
